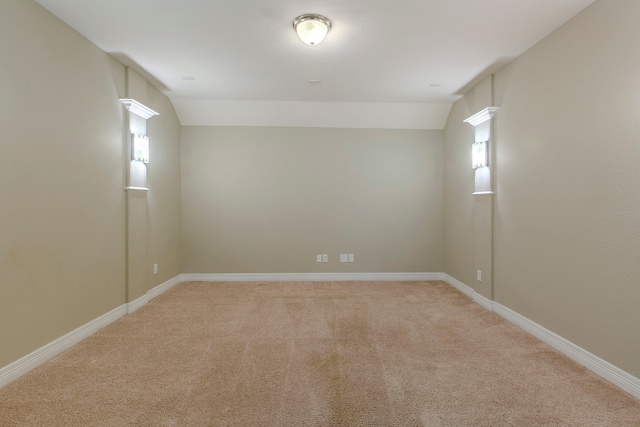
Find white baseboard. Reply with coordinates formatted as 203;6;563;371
182;272;444;282
442;274;640;401
147;274;184;301
443;274;474;298
0;304;127;389
128;274;184;313
0;274;183;389
126;294;149;314
7;272;637;401
473;292;494;311
443;273;494;310
493;302;640;400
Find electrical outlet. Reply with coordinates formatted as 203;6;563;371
340;254;348;263
477;270;482;281
153;263;158;275
322;254;328;263
348;254;354;263
317;254;322;263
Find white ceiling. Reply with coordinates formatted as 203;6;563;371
35;0;596;129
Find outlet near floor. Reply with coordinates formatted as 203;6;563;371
317;254;328;263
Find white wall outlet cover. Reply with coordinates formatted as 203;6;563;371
477;270;482;281
340;254;348;263
316;254;322;262
348;254;354;262
153;263;158;274
322;254;328;263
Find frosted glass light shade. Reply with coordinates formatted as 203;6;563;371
472;141;487;169
293;14;331;46
132;134;149;164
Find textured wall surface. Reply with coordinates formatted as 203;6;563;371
444;0;640;378
443;96;475;286
0;1;182;369
493;0;640;377
4;0;640;390
0;1;126;367
146;84;182;290
181;126;443;274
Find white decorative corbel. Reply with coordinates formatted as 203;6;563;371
119;99;159;120
120;99;158;191
464;107;500;127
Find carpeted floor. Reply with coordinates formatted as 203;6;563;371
1;281;639;426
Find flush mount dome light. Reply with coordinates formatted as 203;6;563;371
293;14;332;46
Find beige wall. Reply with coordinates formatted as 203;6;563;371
181;126;443;273
445;0;640;377
443;95;475;286
443;77;495;288
5;0;639;391
0;0;125;367
146;84;182;287
0;1;181;368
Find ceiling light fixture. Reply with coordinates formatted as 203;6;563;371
293;14;332;46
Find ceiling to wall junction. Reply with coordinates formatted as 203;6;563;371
35;0;596;129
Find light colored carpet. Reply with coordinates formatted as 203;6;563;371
1;281;639;426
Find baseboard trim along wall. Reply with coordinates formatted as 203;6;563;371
147;274;183;300
0;274;183;389
443;274;474;298
0;304;127;389
473;293;494;311
3;272;639;401
126;274;184;314
126;294;149;314
493;302;640;401
182;272;443;282
442;274;640;401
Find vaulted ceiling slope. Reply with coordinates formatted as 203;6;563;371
35;0;596;129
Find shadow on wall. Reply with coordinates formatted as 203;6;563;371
455;57;515;97
109;52;169;92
